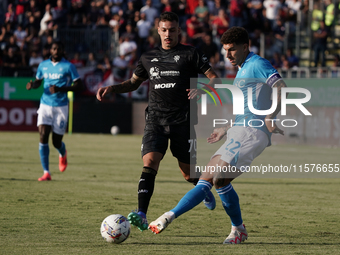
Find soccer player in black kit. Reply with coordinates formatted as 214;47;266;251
96;12;221;231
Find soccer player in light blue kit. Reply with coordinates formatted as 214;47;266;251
149;27;287;244
26;41;83;181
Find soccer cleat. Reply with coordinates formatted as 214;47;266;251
59;150;67;172
223;224;248;244
203;190;216;210
148;213;173;234
127;211;148;231
38;172;51;181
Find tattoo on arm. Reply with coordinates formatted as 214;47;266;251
204;68;222;89
111;74;145;93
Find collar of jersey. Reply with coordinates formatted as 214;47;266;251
240;52;255;68
159;43;180;53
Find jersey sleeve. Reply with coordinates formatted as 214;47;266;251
35;62;44;80
133;57;149;79
255;57;282;87
69;63;80;81
193;48;211;74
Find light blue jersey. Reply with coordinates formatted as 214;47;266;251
233;52;282;145
36;57;80;106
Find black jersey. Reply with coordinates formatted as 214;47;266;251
134;43;211;125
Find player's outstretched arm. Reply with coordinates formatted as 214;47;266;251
265;79;287;135
96;73;146;101
26;79;42;90
49;79;84;94
207;126;229;144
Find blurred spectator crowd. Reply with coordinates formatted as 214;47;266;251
1;0;340;78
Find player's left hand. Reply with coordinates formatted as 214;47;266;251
265;117;284;135
49;85;59;94
186;89;202;100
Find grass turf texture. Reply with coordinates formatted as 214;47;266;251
0;131;339;255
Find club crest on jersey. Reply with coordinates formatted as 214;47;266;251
149;67;160;80
151;58;158;62
174;55;180;62
202;55;208;63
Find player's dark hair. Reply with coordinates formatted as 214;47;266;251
220;27;249;46
51;40;65;50
159;12;179;23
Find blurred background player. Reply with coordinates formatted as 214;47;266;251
26;40;83;181
97;12;220;231
149;27;287;244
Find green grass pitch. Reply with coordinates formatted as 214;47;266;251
0;132;339;255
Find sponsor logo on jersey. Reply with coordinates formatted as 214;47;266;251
43;73;63;79
160;70;180;76
154;83;176;89
151;58;158;62
43;67;48;70
174;55;180;62
149;67;160;80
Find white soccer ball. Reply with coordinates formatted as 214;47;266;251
110;125;120;135
100;214;131;244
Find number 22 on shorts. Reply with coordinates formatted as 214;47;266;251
225;138;241;155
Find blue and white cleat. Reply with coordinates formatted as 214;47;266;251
203;190;216;210
127;211;148;231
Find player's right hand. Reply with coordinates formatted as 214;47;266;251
207;127;227;144
96;86;113;101
26;80;33;90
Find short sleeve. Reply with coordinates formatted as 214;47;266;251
133;57;149;79
36;62;43;80
69;63;80;81
193;48;211;74
255;58;282;87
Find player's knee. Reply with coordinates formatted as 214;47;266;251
213;177;231;189
186;177;199;184
39;132;49;143
143;156;161;170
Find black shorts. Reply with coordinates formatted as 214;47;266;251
141;123;196;164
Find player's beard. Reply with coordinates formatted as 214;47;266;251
52;54;62;62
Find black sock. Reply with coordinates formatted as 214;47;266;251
138;167;157;214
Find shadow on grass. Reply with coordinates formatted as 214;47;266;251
126;241;340;246
235;181;340;185
0;178;36;181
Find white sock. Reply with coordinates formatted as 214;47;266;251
164;211;175;222
43;170;50;174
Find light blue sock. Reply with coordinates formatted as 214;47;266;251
216;184;243;226
39;143;49;172
170;180;212;218
57;142;66;156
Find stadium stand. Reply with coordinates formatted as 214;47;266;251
1;0;340;84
